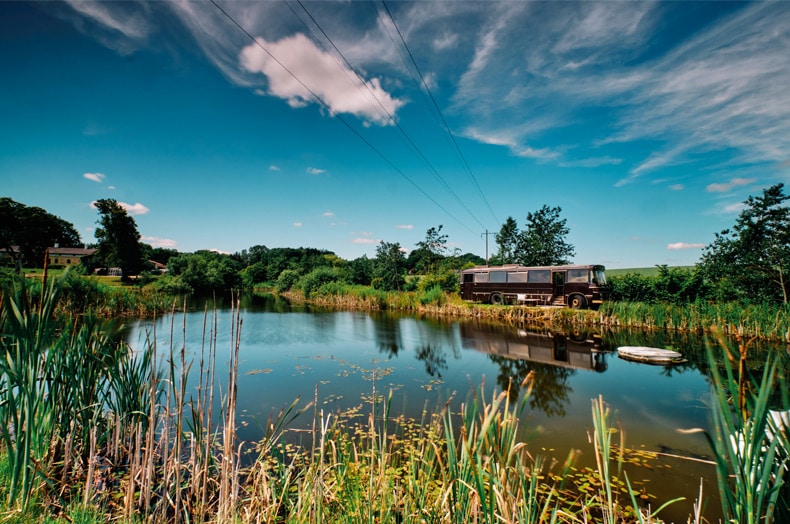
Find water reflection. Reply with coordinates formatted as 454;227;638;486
458;322;609;417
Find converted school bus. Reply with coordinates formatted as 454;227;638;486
460;264;609;309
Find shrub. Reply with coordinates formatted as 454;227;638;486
298;267;345;298
276;269;300;293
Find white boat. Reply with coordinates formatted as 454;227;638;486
617;346;687;365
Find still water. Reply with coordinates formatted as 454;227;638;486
125;294;777;522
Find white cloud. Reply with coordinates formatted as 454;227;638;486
119;202;150;215
141;236;177;248
667;242;704;250
240;33;404;125
89;200;149;215
293;222;303;228
352;237;378;245
396;224;413;230
83;172;105;183
706;177;757;193
209;248;230;255
307;167;326;175
323;211;334;217
269;165;281;171
669;184;684;191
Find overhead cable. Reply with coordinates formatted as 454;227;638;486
380;0;500;226
289;0;488;231
209;0;477;235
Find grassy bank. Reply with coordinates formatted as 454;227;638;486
0;279;787;523
280;284;790;343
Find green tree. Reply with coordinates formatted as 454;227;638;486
93;199;144;280
491;216;520;265
373;241;406;291
166;250;241;292
0;198;81;268
516;205;575;266
700;183;790;303
408;225;448;274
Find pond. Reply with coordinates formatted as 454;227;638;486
124;294;784;523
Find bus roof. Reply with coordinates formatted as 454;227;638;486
461;264;605;273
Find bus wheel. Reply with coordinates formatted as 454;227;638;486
490;292;504;305
569;294;587;309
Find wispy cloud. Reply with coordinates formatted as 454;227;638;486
307;167;326;175
269;165;281;171
323;211;334;217
706;177;757;193
293;222;302;228
61;0;152;55
667;242;704;250
141;236;177;248
83;172;105;183
396;224;413;230
452;2;790;183
722;202;747;214
669;184;684;191
352;237;377;245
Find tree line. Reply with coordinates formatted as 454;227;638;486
3;184;790;305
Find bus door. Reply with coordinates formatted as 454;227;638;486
552;271;565;301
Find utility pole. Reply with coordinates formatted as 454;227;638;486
481;230;495;266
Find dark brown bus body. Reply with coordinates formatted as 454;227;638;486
460;264;608;309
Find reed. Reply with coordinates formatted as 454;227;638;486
3;274;786;523
703;333;789;524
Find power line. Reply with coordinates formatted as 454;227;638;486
208;0;477;235
287;0;488;231
380;0;500;227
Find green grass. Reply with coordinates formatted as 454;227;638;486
605;266;695;277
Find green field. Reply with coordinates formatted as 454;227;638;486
605;265;695;277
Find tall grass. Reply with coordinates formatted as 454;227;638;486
703;334;789;523
2;275;786;523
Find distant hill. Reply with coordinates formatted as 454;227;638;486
605;266;695;277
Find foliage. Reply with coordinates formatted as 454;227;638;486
407;225;448;274
517;205;575;266
704;337;789;524
297;267;347;298
349;255;373;285
700;183;790;304
373;241;406;291
275;269;300;293
416;268;459;294
0;197;82;268
93;199;145;280
492;216;520;265
492;208;575;267
167;250;242;292
608;265;708;304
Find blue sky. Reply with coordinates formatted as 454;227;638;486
2;1;789;269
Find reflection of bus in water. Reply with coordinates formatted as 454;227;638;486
460;264;608;309
460;323;609;372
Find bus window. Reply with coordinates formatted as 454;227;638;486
490;271;507;283
463;273;474;283
474;272;489;283
567;269;589;283
593;268;607;285
508;272;528;283
528;270;550;283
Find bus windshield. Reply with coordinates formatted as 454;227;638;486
593;268;607;285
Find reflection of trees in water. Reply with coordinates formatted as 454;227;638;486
374;315;403;358
414;344;447;377
488;356;575;418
